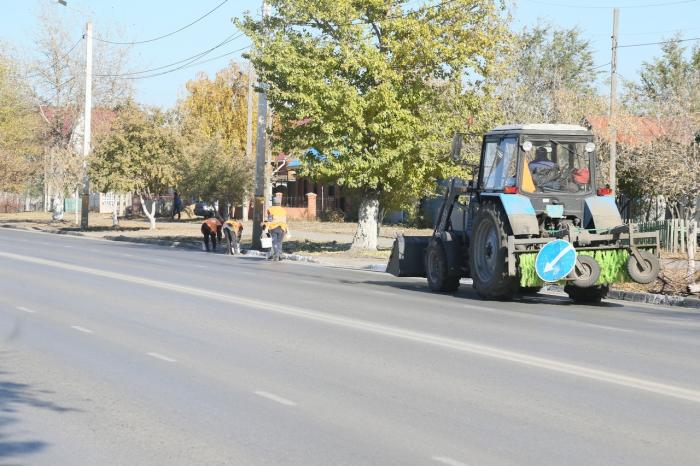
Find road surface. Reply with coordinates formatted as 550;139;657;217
0;227;699;465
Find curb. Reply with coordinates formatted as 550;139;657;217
105;235;200;250
544;284;700;310
241;248;318;263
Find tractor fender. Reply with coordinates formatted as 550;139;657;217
480;193;539;235
584;196;622;230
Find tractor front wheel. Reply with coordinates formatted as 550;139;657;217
626;250;660;284
565;284;609;304
469;205;517;300
426;242;460;292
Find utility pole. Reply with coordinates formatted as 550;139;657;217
242;60;255;221
80;20;93;230
609;8;619;194
251;0;269;250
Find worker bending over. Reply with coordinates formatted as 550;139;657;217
262;197;288;261
201;217;223;252
223;218;244;255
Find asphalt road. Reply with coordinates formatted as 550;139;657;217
1;227;699;466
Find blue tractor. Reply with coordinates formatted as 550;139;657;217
388;124;661;303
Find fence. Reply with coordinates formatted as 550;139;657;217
635;219;691;253
0;192;44;213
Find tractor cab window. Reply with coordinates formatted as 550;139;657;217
523;140;593;193
481;137;517;190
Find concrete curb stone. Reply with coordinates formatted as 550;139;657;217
544;284;700;309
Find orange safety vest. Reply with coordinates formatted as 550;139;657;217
203;218;222;233
224;219;243;234
264;206;288;232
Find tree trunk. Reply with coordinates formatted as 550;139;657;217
139;194;157;230
242;195;250;220
686;203;698;292
351;194;379;251
112;194;119;227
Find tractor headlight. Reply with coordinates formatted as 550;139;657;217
585;142;596;152
521;141;532;152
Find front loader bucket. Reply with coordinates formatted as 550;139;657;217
386;234;430;277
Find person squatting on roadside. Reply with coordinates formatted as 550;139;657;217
201;217;223;252
262;198;288;261
223;218;243;255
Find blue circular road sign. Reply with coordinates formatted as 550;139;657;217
535;239;577;282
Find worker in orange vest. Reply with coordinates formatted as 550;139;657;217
201;217;223;252
223;218;244;255
262;197;288;261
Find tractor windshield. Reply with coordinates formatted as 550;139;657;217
521;140;593;194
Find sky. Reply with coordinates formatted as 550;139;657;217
2;0;699;109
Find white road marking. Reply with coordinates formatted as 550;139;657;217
580;323;634;333
16;306;36;314
432;456;466;466
122;253;134;258
647;318;700;328
254;391;297;406
71;325;93;334
147;352;177;363
62;245;74;249
3;250;700;404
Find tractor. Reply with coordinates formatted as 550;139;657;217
387;124;661;303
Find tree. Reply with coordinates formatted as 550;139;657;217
28;7;133;214
91;103;182;230
497;23;605;125
177;64;255;213
0;54;41;192
620;38;700;290
239;0;510;249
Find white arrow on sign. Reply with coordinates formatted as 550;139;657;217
543;243;575;273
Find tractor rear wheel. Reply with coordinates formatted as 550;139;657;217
565;284;609;304
426;242;460;292
469;205;517;299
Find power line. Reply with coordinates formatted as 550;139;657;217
95;32;244;78
123;44;252;80
93;0;229;45
23;36;83;80
592;61;611;70
523;0;697;9
619;35;700;47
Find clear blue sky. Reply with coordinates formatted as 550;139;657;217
2;0;699;108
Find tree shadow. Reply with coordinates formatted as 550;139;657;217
0;367;79;462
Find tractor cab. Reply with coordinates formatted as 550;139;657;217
478;124;598;232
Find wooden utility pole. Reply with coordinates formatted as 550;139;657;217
609;8;619;194
80;20;93;230
251;0;269;250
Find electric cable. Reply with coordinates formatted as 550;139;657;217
94;31;244;77
619;35;700;47
93;0;229;45
522;0;697;9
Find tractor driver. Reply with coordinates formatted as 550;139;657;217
529;146;560;190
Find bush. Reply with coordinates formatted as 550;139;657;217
321;208;345;222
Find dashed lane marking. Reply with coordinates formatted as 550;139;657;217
71;325;93;334
2;250;700;405
432;456;467;466
254;391;297;406
16;306;36;314
146;352;177;363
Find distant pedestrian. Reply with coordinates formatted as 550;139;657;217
201;217;222;252
262;197;288;261
172;191;183;220
223;218;243;255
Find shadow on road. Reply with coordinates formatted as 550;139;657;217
0;365;79;463
350;278;625;308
